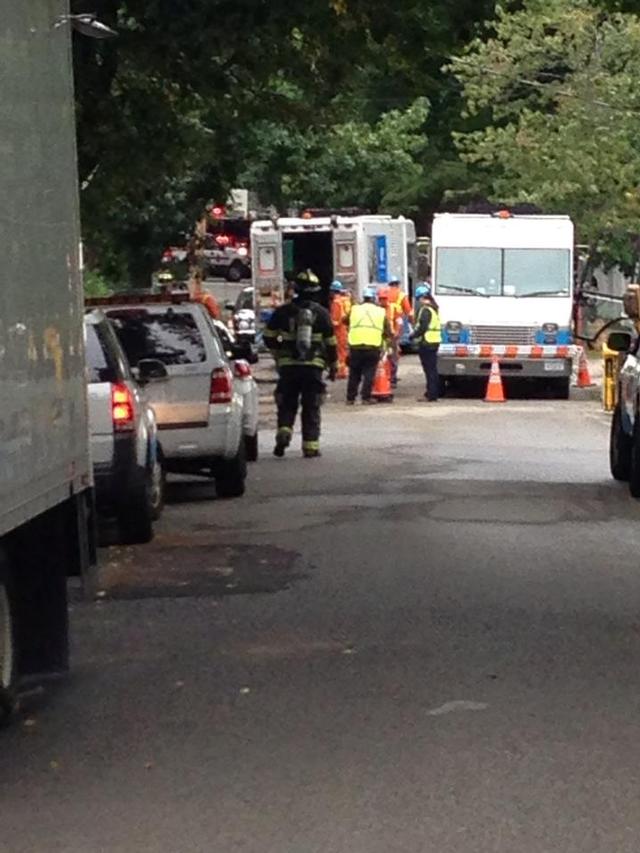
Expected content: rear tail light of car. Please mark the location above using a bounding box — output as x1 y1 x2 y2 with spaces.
233 360 252 379
112 383 135 431
210 366 233 403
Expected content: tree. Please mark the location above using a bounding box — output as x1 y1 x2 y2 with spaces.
71 0 377 286
451 0 640 271
238 98 429 214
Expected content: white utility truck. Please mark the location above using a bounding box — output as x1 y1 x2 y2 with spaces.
251 214 416 321
0 2 96 722
432 212 575 397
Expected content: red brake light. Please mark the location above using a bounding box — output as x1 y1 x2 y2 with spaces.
112 383 135 431
233 360 252 379
210 366 233 403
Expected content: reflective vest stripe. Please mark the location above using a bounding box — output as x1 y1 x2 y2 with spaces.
348 304 385 347
417 306 442 345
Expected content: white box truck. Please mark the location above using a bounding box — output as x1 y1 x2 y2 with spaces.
251 214 416 321
0 1 96 722
432 212 575 397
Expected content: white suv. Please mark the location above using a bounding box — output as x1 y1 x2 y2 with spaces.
103 296 255 498
85 311 164 544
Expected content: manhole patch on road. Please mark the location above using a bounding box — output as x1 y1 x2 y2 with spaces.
100 543 304 601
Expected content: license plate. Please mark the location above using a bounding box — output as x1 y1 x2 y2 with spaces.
543 360 565 373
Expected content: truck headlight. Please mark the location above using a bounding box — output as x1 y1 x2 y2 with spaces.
445 321 463 343
542 322 559 344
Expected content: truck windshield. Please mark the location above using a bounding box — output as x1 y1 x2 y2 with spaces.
436 248 571 297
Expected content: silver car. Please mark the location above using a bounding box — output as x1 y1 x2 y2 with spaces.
103 297 257 498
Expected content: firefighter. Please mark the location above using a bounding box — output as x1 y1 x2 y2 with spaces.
411 284 442 402
264 270 337 458
387 278 413 386
346 287 392 405
330 280 350 379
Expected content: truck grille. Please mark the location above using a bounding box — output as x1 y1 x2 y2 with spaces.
470 325 537 345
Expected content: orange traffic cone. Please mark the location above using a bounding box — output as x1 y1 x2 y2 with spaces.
372 353 394 402
485 357 506 403
576 347 595 388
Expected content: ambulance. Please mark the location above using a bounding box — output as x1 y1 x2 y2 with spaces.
250 214 417 322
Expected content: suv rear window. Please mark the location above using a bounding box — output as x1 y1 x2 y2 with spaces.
107 308 206 366
85 322 120 383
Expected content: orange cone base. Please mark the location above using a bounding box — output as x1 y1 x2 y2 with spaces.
576 350 595 388
372 356 393 401
485 358 506 403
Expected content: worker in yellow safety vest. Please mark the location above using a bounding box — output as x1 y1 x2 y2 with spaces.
346 287 392 405
411 284 442 402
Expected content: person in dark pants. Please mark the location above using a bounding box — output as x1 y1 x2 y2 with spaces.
346 287 392 404
264 270 337 458
411 284 442 402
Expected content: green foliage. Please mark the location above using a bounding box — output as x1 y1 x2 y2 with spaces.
83 267 113 297
240 99 429 213
451 0 640 269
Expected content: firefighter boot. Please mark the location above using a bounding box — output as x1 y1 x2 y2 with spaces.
274 427 292 458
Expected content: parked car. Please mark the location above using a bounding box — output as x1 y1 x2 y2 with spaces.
225 285 258 361
103 296 251 498
85 311 164 544
211 319 260 461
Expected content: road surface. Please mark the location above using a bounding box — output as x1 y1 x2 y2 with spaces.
3 364 639 852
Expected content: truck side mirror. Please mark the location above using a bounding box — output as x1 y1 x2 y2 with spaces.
606 331 632 353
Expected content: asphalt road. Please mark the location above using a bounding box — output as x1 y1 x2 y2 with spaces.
3 363 640 852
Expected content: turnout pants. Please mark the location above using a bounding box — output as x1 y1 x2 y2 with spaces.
418 344 440 401
347 347 381 402
275 366 326 452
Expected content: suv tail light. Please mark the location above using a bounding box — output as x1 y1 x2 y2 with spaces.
112 383 135 431
233 360 252 379
210 366 233 403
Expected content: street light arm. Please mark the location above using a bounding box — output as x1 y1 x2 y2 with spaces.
54 14 118 39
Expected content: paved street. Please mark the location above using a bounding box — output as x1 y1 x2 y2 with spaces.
3 363 640 852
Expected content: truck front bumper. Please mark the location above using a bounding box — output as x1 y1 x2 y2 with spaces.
439 355 572 379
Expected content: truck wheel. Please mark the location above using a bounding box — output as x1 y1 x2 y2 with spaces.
610 404 632 481
117 475 154 544
226 262 244 283
149 458 166 522
629 417 640 498
244 432 259 462
0 563 18 726
215 442 247 498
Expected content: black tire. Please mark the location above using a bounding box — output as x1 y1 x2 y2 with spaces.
244 432 259 462
215 441 247 498
629 416 640 498
149 458 166 522
117 474 154 544
226 262 244 283
610 404 632 482
0 561 18 727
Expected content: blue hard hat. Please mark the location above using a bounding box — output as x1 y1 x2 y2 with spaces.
330 280 345 293
363 286 378 300
415 283 431 299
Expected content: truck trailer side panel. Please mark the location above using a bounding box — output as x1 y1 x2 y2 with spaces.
1 1 90 536
0 2 94 714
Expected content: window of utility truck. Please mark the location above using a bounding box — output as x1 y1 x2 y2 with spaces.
436 248 571 297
